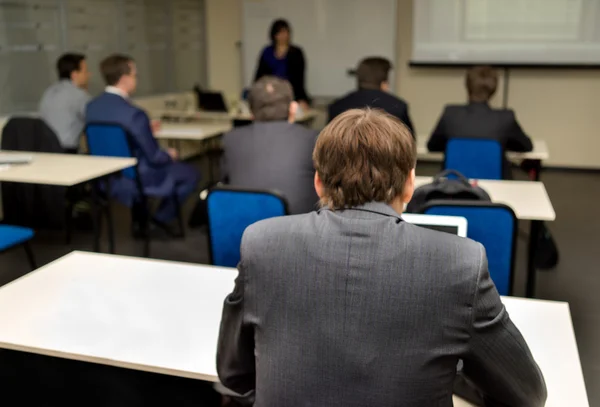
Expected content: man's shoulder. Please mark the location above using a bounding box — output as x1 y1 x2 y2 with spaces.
242 212 315 245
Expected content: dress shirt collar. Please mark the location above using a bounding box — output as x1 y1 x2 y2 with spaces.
105 86 129 99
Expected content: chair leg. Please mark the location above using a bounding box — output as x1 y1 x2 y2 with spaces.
65 200 74 245
174 193 186 238
105 179 116 254
23 242 37 270
141 198 151 258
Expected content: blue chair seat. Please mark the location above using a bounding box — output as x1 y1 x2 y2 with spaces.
0 225 34 252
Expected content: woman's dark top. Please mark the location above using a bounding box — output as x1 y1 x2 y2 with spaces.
254 44 310 103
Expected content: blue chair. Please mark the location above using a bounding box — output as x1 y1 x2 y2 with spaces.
85 123 184 257
0 225 36 270
444 138 503 180
422 201 517 296
207 186 289 267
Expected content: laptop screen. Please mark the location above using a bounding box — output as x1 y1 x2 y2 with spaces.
401 213 468 237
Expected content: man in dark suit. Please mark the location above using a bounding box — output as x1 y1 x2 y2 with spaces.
221 75 319 215
86 54 199 228
428 66 533 178
217 109 546 407
328 57 414 136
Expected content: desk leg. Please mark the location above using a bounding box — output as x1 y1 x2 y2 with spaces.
90 182 101 253
105 178 115 254
530 159 542 181
526 220 542 298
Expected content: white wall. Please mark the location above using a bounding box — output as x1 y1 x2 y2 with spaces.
205 0 600 168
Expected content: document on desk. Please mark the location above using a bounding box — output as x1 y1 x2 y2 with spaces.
0 154 33 165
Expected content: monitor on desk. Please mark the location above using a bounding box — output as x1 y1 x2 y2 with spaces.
402 213 467 237
196 91 229 113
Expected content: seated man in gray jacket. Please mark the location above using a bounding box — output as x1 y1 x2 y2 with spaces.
217 109 547 407
221 76 319 214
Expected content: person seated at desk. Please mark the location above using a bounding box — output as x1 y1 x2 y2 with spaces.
427 66 533 178
217 109 546 407
86 54 199 231
221 75 318 215
328 57 414 136
39 53 91 153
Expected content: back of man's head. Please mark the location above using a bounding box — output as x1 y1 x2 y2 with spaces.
313 108 416 210
466 66 497 103
356 57 392 90
57 53 85 80
100 54 134 87
249 76 294 122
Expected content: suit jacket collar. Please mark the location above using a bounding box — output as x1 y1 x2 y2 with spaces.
319 201 402 222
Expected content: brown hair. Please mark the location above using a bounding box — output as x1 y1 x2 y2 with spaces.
100 54 134 86
466 66 497 102
248 76 294 121
313 108 416 210
356 57 392 90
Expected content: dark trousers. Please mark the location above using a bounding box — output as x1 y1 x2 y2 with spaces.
153 162 200 223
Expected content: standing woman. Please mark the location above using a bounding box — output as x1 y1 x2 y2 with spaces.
254 19 310 110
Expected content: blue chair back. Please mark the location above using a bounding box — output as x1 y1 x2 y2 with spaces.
85 123 136 179
445 138 503 180
422 201 516 295
207 187 289 267
0 225 34 252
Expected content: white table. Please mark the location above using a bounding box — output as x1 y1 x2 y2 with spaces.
414 177 555 222
155 122 233 141
414 176 555 297
155 108 318 125
0 151 136 187
417 138 550 162
0 252 588 406
0 151 136 254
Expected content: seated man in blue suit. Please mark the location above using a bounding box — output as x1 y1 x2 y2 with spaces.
86 54 199 232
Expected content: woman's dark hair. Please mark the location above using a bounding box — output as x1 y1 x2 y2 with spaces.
270 19 291 43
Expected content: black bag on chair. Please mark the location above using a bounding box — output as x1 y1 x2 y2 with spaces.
406 169 491 213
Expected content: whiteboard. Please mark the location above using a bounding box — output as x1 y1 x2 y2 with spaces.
242 0 397 97
412 0 600 65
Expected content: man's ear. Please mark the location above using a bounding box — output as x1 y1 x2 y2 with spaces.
288 101 298 123
402 168 416 203
380 81 390 92
314 171 324 198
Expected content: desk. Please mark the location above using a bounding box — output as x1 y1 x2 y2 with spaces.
0 252 588 407
155 122 233 141
155 108 318 126
0 152 136 254
414 177 555 297
155 122 233 184
417 139 550 180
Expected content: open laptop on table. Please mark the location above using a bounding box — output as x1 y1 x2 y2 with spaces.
402 213 467 237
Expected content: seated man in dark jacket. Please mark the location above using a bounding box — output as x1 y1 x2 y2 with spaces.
221 76 319 214
86 54 199 229
427 66 533 178
328 57 414 136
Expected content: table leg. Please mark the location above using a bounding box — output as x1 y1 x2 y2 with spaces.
526 220 542 298
90 181 101 253
529 159 542 181
105 177 115 254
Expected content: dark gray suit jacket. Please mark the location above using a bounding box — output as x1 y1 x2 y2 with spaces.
428 103 533 179
221 121 319 215
217 202 547 407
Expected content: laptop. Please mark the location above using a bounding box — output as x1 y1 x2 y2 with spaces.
402 213 468 237
0 153 33 165
196 91 229 112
